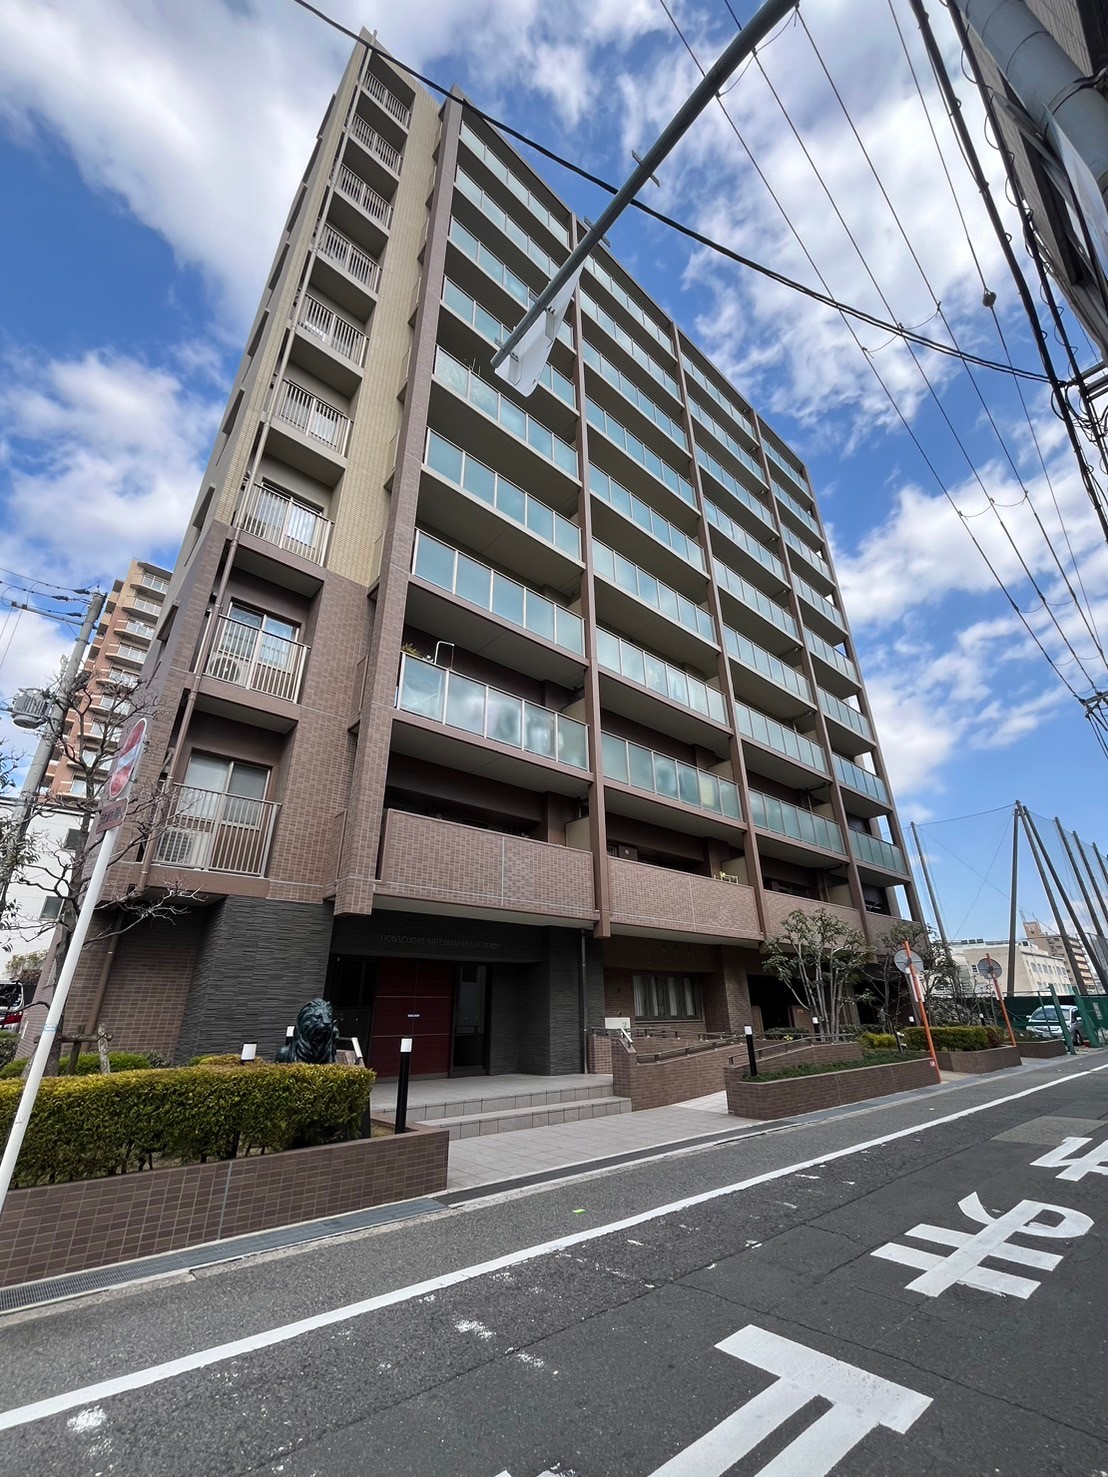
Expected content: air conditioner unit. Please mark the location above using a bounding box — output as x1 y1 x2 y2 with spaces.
207 654 246 685
157 829 200 867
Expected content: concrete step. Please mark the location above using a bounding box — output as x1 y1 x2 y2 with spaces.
400 1081 615 1122
428 1095 632 1141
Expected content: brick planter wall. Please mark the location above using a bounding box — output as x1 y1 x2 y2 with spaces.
608 1039 866 1111
1017 1040 1068 1060
0 1121 448 1289
587 1034 613 1073
935 1045 1021 1074
725 1057 938 1119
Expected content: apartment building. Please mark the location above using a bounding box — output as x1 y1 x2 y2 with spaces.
951 937 1075 996
66 34 919 1075
1023 918 1101 993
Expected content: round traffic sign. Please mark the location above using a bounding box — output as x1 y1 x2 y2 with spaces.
893 948 924 974
106 716 148 803
975 957 1002 979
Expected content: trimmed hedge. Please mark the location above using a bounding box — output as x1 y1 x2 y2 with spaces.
751 1049 926 1082
904 1025 989 1053
0 1063 376 1187
0 1034 16 1069
0 1060 24 1080
58 1052 153 1076
859 1032 897 1051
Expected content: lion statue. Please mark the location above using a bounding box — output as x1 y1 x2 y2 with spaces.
276 997 339 1064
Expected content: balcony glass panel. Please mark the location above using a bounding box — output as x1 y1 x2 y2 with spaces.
818 687 873 740
735 702 827 773
689 397 766 484
424 430 580 557
724 626 812 703
524 704 556 758
585 260 673 352
449 218 529 305
833 753 889 805
602 733 742 820
582 341 687 448
589 466 703 570
597 626 726 722
435 348 578 477
714 560 797 639
773 477 821 538
454 169 560 277
586 401 694 507
594 541 715 643
681 355 758 440
782 524 831 580
703 498 784 580
442 279 573 397
412 532 584 656
749 789 844 853
445 673 486 734
459 122 570 245
795 574 844 629
765 440 810 493
806 629 858 684
696 447 770 517
850 830 906 873
580 291 680 398
397 658 445 720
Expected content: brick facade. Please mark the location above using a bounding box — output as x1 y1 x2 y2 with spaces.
934 1045 1021 1073
725 1056 938 1118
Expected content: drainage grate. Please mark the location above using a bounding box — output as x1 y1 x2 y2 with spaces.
0 1196 446 1315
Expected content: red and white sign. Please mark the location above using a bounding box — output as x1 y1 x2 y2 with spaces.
94 715 148 836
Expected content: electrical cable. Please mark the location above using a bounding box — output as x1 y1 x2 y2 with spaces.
950 814 1013 938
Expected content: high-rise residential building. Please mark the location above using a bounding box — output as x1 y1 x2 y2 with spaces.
957 0 1108 357
66 34 919 1075
1023 918 1100 993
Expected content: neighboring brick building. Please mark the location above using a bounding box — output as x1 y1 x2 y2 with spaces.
68 32 920 1076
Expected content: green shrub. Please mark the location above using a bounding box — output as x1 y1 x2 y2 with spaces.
904 1025 989 1053
0 1063 376 1188
186 1053 245 1067
58 1052 152 1076
0 1034 16 1069
859 1031 897 1051
983 1025 1005 1048
0 1060 25 1079
748 1049 926 1082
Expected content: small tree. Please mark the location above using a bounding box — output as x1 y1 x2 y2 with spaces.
761 908 870 1037
857 921 975 1029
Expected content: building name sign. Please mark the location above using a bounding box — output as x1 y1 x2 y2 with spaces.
378 933 502 952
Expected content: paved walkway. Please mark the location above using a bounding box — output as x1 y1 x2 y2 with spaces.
445 1091 757 1191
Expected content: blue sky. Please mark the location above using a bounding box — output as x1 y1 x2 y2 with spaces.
1 0 1106 943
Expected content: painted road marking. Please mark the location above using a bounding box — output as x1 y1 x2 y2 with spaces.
1031 1133 1108 1182
649 1326 930 1477
0 1061 1104 1434
872 1191 1092 1297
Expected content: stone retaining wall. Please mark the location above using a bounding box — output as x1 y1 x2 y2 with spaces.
725 1057 938 1119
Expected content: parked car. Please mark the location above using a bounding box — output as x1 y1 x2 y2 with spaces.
1025 1004 1085 1046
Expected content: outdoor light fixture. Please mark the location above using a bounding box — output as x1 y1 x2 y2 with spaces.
240 1042 257 1064
743 1023 758 1078
394 1037 413 1135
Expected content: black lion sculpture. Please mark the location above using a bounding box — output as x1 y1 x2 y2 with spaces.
276 997 339 1064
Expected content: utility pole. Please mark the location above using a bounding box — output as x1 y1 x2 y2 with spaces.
0 590 104 922
909 821 951 950
1006 804 1020 1000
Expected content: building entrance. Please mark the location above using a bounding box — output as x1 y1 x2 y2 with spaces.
326 956 454 1077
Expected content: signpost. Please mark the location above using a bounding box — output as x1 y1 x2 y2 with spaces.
894 942 941 1081
977 954 1018 1047
0 716 148 1218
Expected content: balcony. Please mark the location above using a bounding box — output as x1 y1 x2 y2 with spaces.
602 732 743 837
598 626 726 721
453 167 560 283
818 687 873 754
764 440 810 495
735 702 828 784
361 66 411 128
447 217 534 321
608 857 760 942
589 464 704 581
762 890 863 937
459 120 570 249
580 290 681 402
154 784 278 876
833 753 889 815
682 355 759 445
749 789 844 857
441 279 574 391
375 810 596 926
349 111 401 175
724 626 812 720
432 347 578 483
689 397 767 489
782 524 833 586
331 163 393 250
794 574 845 639
714 559 798 649
703 497 784 584
582 340 688 452
235 482 332 566
593 539 716 668
297 294 366 367
136 572 169 595
271 379 348 458
806 628 859 694
313 223 381 316
204 617 307 703
850 829 909 879
586 399 695 510
772 477 821 540
584 258 674 357
394 654 590 795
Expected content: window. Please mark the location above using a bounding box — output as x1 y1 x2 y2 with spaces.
63 828 83 851
182 754 269 808
39 897 62 921
633 973 700 1021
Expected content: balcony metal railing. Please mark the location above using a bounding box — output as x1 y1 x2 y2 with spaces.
272 380 350 455
205 618 308 703
714 559 798 640
590 466 703 570
594 540 715 644
597 628 727 723
424 430 580 558
704 497 784 582
298 294 366 366
361 68 411 126
749 789 844 854
724 626 812 704
333 163 393 228
397 654 589 769
235 482 332 565
850 829 907 874
155 784 279 876
806 628 858 685
818 687 873 742
602 733 742 821
349 111 402 172
315 222 382 295
735 702 827 774
833 753 889 806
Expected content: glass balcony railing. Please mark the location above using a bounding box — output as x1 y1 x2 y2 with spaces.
589 466 703 570
772 478 821 539
449 215 529 305
724 627 812 703
782 524 832 582
806 628 858 685
459 122 569 246
315 223 381 295
833 753 889 806
794 574 844 630
412 531 584 655
749 789 844 854
764 440 810 494
714 560 798 640
704 498 784 581
681 356 759 442
333 163 393 228
397 655 589 769
433 348 578 477
442 278 574 378
580 291 680 399
349 112 401 173
597 628 727 723
602 733 742 820
594 541 715 643
689 398 767 487
582 342 687 449
696 452 773 533
585 260 673 353
424 430 580 558
735 703 827 774
586 401 694 507
818 687 873 741
454 169 560 278
850 829 906 874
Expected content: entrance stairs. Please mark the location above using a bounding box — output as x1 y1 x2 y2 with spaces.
372 1073 631 1141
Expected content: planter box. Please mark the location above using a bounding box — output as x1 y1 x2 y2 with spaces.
725 1057 937 1119
1017 1040 1068 1060
0 1120 448 1290
935 1045 1021 1074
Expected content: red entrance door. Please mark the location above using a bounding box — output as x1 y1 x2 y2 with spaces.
369 960 453 1077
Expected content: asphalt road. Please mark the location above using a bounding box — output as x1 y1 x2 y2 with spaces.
3 1056 1108 1476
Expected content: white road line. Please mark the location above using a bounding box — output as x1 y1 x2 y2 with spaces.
0 1060 1104 1434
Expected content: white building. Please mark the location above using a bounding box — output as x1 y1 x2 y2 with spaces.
0 797 79 981
950 939 1075 997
